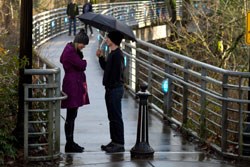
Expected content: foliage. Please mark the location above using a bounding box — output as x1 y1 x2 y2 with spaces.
151 0 249 154
0 45 28 165
0 46 18 164
158 0 247 71
0 0 21 164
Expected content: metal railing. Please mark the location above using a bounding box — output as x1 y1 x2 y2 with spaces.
95 2 250 160
23 54 67 161
118 38 250 159
33 1 250 160
32 1 167 48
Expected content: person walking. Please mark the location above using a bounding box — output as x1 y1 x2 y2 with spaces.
96 31 125 153
82 0 93 36
67 0 79 36
60 29 90 153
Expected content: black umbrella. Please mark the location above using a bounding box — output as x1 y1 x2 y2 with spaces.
77 12 136 42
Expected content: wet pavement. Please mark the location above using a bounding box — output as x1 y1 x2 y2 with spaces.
38 30 241 167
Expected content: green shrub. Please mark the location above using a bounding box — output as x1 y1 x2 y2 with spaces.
0 46 27 164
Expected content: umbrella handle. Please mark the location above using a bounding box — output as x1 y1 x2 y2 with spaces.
99 33 107 49
99 38 105 49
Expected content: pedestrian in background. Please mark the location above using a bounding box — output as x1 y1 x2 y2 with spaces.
96 31 125 153
67 0 79 36
82 0 93 36
60 29 90 153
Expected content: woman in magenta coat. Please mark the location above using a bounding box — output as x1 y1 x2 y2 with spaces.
60 29 89 153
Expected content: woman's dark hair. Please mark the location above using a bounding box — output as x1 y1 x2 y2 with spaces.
73 29 89 45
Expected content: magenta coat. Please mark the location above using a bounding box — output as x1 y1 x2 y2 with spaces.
60 43 90 108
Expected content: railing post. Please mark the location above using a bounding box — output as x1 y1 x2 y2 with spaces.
123 41 131 87
135 49 140 93
200 67 207 138
55 71 61 155
165 54 173 117
131 42 137 92
237 77 245 156
24 86 29 161
147 47 153 94
243 75 250 155
130 83 154 159
221 74 229 152
182 61 189 125
47 74 54 158
243 117 250 155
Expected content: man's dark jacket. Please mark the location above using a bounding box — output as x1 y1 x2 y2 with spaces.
67 2 79 18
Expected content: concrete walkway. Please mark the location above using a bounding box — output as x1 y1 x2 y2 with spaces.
38 30 238 167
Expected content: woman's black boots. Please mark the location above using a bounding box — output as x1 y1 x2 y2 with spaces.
64 122 84 152
65 141 84 153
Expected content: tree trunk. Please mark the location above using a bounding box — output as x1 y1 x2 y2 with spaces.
167 0 176 41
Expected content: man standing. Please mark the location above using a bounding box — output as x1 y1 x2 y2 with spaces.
82 0 93 36
67 0 79 36
96 31 125 153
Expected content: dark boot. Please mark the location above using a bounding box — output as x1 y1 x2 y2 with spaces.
101 141 114 150
65 119 74 144
64 108 84 153
65 121 84 152
65 142 84 153
104 143 124 153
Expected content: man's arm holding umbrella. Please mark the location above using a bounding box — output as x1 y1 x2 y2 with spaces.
96 49 106 70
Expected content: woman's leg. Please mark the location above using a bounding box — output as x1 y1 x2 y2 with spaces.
65 107 78 144
64 107 84 152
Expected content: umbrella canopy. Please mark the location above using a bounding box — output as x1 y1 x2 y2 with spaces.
78 12 136 42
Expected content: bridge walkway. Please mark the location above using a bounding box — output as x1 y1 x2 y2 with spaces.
38 29 236 167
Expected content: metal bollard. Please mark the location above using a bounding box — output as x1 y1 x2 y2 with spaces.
130 83 154 158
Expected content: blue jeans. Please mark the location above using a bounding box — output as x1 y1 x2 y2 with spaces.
69 18 76 35
105 86 124 145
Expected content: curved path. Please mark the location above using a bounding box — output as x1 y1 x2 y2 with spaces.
38 29 237 167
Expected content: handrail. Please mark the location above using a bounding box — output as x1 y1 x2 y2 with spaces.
32 1 250 160
118 37 250 160
32 1 167 48
96 4 250 160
